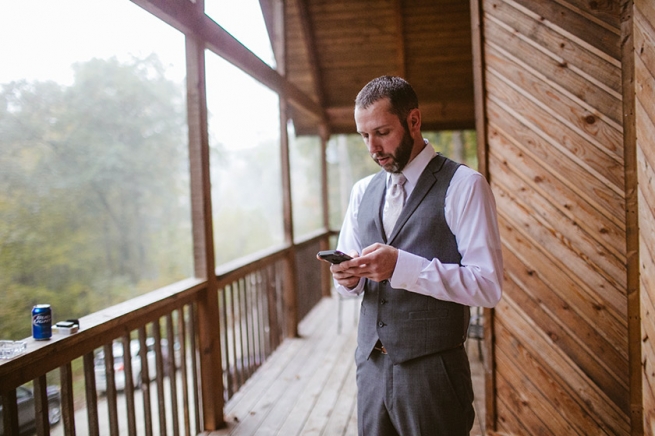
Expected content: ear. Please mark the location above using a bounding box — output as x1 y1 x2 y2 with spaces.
407 108 421 132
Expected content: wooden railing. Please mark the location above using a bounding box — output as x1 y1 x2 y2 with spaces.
0 231 331 436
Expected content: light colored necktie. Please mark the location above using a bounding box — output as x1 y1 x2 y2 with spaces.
383 172 407 237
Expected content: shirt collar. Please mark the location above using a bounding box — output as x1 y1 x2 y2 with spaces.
387 139 436 192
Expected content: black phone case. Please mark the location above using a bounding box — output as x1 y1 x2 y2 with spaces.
317 250 352 264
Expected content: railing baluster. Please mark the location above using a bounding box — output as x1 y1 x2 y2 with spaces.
33 374 50 436
152 321 167 436
242 277 252 380
177 306 191 436
83 352 100 436
233 280 240 387
219 286 232 399
239 278 248 384
229 283 240 392
166 313 180 436
252 272 263 368
189 302 202 434
121 334 137 436
268 263 281 350
264 264 275 355
60 362 76 436
138 327 153 436
103 343 119 436
260 269 270 361
276 261 287 340
2 388 19 435
248 275 257 373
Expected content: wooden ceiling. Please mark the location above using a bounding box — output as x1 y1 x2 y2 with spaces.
133 0 475 137
262 0 476 136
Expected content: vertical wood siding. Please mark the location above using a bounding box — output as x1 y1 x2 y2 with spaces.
481 0 633 433
636 1 655 433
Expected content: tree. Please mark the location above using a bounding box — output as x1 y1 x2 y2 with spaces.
0 55 191 339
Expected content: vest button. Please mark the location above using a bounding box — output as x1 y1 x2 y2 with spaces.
378 321 385 327
380 299 387 305
381 280 388 285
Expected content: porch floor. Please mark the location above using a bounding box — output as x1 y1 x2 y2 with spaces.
207 295 485 436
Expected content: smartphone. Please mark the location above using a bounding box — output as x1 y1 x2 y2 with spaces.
317 250 353 264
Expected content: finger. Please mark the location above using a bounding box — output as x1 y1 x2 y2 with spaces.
361 243 381 256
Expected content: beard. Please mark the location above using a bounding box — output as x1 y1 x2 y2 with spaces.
371 127 414 173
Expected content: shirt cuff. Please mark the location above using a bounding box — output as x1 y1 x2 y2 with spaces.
335 277 365 296
389 249 427 290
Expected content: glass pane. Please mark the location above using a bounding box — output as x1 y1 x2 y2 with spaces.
327 131 479 231
327 134 380 230
206 52 283 266
423 130 478 169
0 1 192 340
289 127 323 238
205 0 276 68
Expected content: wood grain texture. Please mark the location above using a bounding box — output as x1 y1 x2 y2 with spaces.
636 0 655 433
481 0 637 433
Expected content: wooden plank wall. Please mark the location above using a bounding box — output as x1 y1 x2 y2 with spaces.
479 0 636 434
636 1 655 434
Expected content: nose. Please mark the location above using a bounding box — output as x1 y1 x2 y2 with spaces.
367 136 382 154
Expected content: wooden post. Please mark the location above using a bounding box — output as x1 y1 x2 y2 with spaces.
319 124 332 298
280 98 299 338
273 0 299 338
186 8 225 428
620 1 643 434
469 0 497 432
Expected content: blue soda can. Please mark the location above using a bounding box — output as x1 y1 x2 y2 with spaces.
32 304 52 340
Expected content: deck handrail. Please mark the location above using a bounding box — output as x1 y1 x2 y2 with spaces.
0 230 332 435
0 277 207 391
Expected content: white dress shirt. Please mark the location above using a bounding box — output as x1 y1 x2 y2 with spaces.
335 141 503 308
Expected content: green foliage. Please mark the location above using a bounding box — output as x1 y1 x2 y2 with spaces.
423 130 478 169
0 55 191 339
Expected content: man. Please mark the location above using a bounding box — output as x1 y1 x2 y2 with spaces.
326 76 503 435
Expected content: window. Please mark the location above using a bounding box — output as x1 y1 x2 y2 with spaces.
289 127 324 238
204 0 276 68
0 0 192 339
205 53 283 265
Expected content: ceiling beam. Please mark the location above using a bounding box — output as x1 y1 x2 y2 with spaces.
130 0 326 122
394 0 406 78
258 0 278 64
296 0 326 109
326 100 475 133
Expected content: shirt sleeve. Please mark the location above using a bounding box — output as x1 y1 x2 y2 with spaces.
389 167 503 307
333 175 373 297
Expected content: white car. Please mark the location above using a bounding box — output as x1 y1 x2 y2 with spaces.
0 385 61 435
94 338 170 393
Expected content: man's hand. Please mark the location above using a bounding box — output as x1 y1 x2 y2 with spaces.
356 243 399 282
327 244 399 285
321 251 361 288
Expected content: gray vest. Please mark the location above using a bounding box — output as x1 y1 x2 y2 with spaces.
357 154 469 364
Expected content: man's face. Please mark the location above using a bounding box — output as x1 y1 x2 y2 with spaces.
355 99 416 173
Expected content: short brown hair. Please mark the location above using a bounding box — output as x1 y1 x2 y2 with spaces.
355 76 419 124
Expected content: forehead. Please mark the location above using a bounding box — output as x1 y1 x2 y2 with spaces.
354 99 400 132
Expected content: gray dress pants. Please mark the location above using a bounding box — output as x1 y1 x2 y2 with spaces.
356 346 475 435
